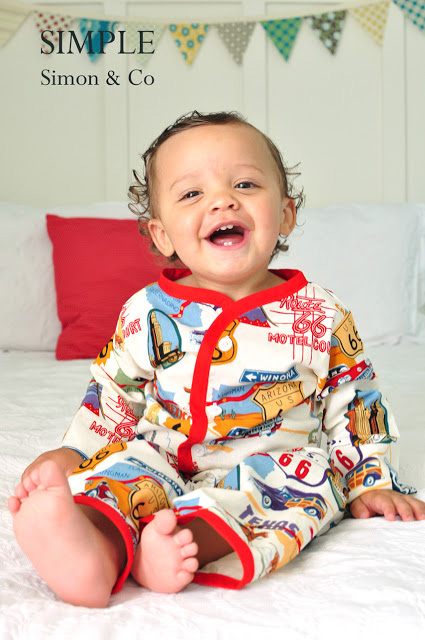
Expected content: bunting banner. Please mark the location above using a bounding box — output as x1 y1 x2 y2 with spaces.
261 18 302 61
214 21 255 65
308 11 347 55
0 0 424 62
393 0 425 29
79 18 118 61
351 3 390 44
124 22 165 67
168 23 209 65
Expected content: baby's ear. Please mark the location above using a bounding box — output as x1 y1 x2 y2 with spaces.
280 199 296 237
148 218 175 258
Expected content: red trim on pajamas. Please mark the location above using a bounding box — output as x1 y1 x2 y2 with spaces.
180 509 255 590
73 491 254 593
73 494 137 594
162 269 308 474
139 508 255 590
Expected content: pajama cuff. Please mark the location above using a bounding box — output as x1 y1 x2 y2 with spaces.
139 508 255 590
183 509 255 590
73 494 137 594
73 497 255 593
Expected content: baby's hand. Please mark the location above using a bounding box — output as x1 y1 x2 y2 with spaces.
22 447 84 482
350 489 425 522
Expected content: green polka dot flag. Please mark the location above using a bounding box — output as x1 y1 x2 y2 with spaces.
125 23 165 67
261 18 302 61
307 11 346 55
393 0 425 30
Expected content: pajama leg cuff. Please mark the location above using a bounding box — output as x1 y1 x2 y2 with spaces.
73 497 255 593
174 508 255 590
73 494 137 594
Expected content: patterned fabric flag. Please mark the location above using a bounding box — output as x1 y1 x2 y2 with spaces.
124 22 165 67
307 11 346 55
168 23 209 64
0 2 30 47
32 11 72 54
261 18 302 61
351 3 390 45
214 21 255 65
393 0 425 31
79 19 118 61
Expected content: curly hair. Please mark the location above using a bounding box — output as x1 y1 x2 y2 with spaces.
128 110 304 262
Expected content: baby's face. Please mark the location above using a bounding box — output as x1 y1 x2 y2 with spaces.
148 122 295 293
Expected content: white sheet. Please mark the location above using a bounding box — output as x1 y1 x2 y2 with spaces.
1 346 424 638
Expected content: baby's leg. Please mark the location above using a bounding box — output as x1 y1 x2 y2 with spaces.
8 461 126 608
131 510 233 593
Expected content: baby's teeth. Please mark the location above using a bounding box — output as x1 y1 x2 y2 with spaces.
218 224 234 231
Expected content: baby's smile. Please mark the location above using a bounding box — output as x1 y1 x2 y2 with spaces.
206 222 249 248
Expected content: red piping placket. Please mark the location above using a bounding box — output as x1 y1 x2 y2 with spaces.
159 268 308 474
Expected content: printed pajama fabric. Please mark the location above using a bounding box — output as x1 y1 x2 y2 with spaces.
69 439 346 592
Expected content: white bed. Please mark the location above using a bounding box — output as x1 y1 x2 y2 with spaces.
1 347 424 638
1 202 425 638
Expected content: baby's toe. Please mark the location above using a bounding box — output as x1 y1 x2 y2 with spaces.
181 541 198 559
182 557 198 574
153 509 178 535
7 496 21 514
14 482 29 500
22 475 38 494
174 527 193 546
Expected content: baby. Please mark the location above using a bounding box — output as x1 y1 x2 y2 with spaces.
8 111 425 608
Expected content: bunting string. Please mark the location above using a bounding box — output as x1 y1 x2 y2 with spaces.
0 0 424 63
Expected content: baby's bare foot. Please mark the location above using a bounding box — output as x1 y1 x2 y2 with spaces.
8 461 120 607
131 509 199 593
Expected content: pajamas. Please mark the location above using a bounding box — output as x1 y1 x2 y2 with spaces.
63 268 411 591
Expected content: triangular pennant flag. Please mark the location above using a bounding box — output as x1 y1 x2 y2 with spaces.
261 18 302 61
168 23 209 65
307 11 346 55
214 22 255 65
124 22 165 67
351 3 390 45
0 2 30 47
79 19 119 61
32 11 72 54
393 0 425 31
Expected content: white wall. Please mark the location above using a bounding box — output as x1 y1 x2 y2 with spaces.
0 0 424 206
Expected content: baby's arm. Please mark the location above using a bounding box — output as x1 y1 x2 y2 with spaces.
23 295 152 482
21 447 84 481
350 489 425 521
320 299 419 514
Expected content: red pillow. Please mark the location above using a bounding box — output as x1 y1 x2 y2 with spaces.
46 215 163 360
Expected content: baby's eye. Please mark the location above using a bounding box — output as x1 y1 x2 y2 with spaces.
182 190 201 200
236 181 256 189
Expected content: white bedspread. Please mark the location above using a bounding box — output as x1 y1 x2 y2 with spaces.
1 346 424 639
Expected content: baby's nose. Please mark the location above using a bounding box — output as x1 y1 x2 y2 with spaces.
209 189 238 212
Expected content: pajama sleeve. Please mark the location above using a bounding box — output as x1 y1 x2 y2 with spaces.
61 291 154 459
318 302 415 503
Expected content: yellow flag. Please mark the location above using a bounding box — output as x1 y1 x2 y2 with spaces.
168 23 209 65
351 2 390 46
